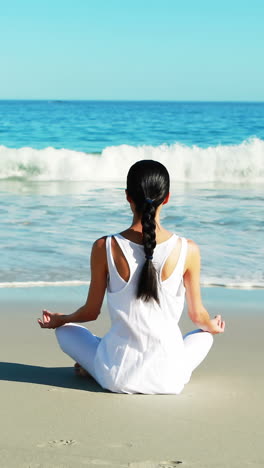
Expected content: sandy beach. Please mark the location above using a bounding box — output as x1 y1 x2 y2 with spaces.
1 286 264 468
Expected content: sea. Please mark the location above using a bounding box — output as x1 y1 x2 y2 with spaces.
1 100 264 290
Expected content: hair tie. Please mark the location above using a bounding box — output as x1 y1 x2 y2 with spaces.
145 255 153 260
145 198 153 204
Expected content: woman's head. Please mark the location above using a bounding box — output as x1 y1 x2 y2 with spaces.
126 160 170 214
126 160 170 304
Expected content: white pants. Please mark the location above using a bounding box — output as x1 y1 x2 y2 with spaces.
55 324 213 389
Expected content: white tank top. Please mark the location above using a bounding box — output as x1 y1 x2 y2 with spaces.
94 233 189 394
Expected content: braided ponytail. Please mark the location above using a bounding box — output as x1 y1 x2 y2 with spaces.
137 198 159 303
126 160 170 304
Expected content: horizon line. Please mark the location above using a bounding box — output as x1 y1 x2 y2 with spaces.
0 98 264 104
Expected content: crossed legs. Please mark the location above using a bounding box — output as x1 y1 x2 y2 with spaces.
183 329 214 384
55 323 101 380
55 324 213 388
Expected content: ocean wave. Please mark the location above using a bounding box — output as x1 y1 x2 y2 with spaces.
0 280 263 290
0 280 90 288
0 138 263 183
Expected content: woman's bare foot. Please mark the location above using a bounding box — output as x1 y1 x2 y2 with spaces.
74 362 91 378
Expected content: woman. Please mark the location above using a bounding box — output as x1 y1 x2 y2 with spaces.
38 160 225 394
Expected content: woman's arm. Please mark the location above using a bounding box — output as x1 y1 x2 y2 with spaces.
183 240 225 334
38 237 108 329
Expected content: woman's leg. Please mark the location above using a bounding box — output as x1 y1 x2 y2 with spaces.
55 323 101 381
183 329 213 384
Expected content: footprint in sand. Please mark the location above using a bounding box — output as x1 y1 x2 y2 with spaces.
37 439 77 448
159 463 183 467
47 387 66 392
129 462 182 468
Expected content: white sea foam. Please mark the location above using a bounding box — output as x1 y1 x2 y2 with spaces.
200 281 264 290
0 138 263 183
0 280 90 288
0 280 263 289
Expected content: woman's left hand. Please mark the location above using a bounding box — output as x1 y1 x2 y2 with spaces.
38 310 65 329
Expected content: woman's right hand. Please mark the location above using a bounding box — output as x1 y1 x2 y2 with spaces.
208 314 225 334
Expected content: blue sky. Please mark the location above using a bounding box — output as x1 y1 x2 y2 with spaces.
1 0 264 101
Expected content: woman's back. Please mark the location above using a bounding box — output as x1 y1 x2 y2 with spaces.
111 228 184 284
93 233 189 394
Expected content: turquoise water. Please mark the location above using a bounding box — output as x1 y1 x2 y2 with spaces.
1 100 264 150
0 100 264 288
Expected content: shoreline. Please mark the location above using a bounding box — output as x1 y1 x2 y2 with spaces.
1 283 263 309
1 288 264 467
1 280 264 290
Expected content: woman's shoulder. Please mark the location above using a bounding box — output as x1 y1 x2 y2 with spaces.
91 236 108 258
183 238 201 273
186 238 200 253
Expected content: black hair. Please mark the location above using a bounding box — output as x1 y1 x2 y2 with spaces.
126 160 170 304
